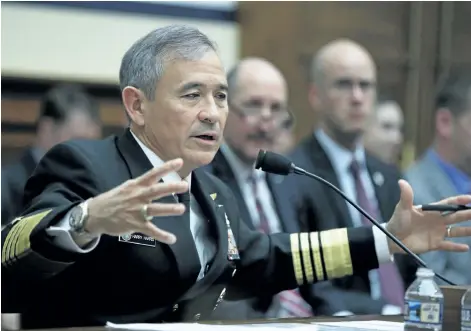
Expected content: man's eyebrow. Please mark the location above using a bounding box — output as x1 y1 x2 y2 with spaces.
177 82 228 93
178 82 202 93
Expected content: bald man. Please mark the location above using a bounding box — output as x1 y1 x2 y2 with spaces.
205 58 349 319
290 40 415 315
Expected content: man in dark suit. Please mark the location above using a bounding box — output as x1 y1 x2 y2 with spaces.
2 25 471 330
205 58 349 319
1 84 102 227
290 39 416 315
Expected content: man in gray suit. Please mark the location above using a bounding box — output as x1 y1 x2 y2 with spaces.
406 70 471 285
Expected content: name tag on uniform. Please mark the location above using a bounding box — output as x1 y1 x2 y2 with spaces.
119 233 156 247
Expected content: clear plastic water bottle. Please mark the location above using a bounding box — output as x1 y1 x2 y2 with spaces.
462 288 471 331
404 268 444 331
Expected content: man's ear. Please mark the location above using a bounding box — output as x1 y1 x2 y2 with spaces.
435 107 454 139
122 87 146 126
308 83 321 113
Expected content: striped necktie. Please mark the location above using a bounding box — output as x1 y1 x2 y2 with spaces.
349 159 405 308
248 174 313 317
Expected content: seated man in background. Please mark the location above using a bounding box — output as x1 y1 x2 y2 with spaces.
406 70 471 285
290 39 416 315
1 84 102 227
363 95 404 165
205 57 354 319
1 84 102 330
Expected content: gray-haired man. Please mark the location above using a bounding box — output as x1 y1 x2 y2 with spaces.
3 25 471 329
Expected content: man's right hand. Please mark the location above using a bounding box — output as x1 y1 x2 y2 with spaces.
84 158 188 244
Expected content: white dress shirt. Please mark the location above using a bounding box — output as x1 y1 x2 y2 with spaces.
46 131 215 280
315 129 400 314
221 144 306 317
220 144 283 233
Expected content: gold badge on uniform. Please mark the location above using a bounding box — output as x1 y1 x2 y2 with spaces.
224 212 240 261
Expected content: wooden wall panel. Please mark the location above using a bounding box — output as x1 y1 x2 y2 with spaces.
1 98 126 127
1 97 126 164
451 2 471 66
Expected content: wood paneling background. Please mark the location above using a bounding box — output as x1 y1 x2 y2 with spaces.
1 83 127 164
238 1 471 161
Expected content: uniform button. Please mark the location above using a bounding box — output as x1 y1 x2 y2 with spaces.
173 304 178 311
194 313 201 321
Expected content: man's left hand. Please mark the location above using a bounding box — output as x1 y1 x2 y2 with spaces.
386 179 471 254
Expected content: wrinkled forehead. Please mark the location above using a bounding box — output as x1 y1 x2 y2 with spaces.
234 72 288 104
159 51 228 92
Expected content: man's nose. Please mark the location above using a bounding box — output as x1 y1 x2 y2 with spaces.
200 100 222 123
351 85 365 102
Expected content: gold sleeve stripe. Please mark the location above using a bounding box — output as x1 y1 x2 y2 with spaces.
2 217 25 264
320 228 353 279
16 210 52 258
1 210 52 265
310 232 324 282
299 233 314 283
8 218 30 263
290 233 303 285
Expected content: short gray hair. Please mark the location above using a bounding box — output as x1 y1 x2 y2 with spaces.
119 25 217 100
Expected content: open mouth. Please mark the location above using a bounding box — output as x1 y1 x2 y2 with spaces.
194 134 216 141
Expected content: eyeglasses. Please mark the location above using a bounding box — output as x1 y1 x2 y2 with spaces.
229 102 291 126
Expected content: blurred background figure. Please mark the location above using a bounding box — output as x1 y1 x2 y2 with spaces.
273 109 295 155
1 84 102 227
406 70 471 285
206 57 348 319
363 95 404 165
290 39 414 315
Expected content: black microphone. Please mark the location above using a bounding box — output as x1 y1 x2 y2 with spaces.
255 150 456 286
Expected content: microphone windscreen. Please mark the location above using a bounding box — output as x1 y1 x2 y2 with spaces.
255 150 293 175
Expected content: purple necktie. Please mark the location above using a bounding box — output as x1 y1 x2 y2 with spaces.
248 174 313 317
349 160 405 309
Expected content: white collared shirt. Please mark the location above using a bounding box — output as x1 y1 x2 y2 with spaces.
315 129 385 301
220 144 283 234
46 131 215 280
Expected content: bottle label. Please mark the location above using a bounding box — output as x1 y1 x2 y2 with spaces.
404 300 443 325
462 308 471 331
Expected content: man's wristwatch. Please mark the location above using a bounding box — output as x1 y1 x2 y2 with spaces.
69 199 91 235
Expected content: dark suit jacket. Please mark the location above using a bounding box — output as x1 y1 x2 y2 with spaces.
289 134 416 314
204 150 349 318
1 130 383 329
1 149 38 226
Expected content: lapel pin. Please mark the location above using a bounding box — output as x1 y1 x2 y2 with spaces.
373 172 384 187
210 193 217 201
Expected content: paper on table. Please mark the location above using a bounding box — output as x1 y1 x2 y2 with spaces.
313 320 403 330
106 321 318 331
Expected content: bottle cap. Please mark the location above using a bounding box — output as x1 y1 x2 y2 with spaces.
416 267 434 277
